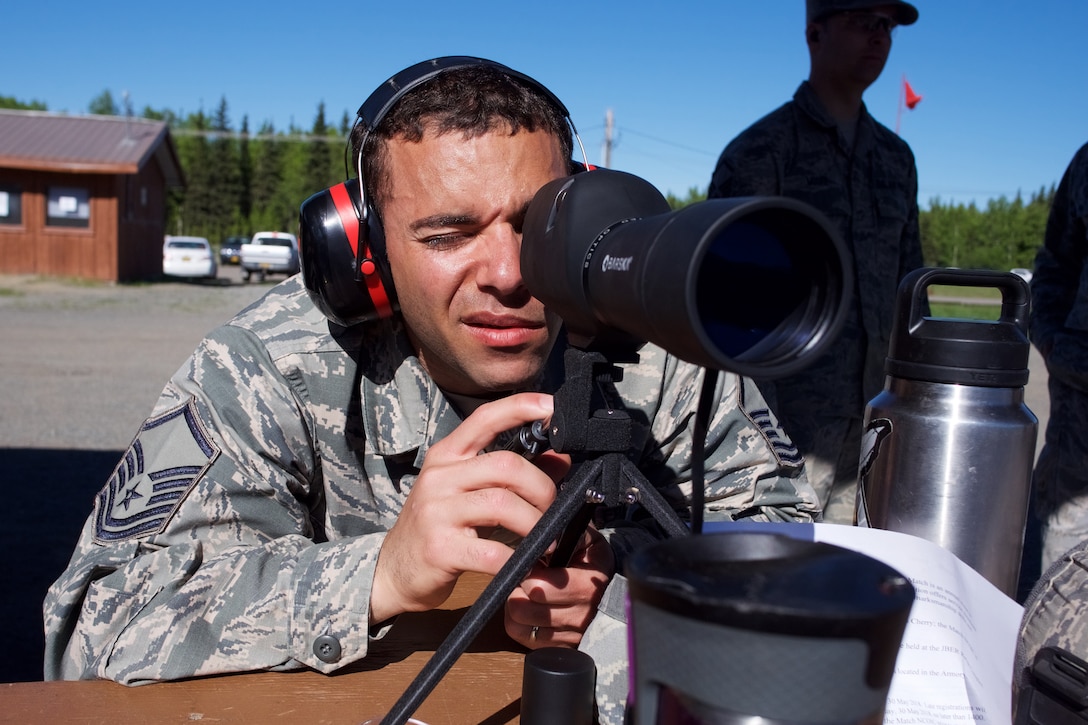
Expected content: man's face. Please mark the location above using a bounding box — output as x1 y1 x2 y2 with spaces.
810 5 897 90
380 126 567 396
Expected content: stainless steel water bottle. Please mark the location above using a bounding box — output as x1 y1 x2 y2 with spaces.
857 267 1038 597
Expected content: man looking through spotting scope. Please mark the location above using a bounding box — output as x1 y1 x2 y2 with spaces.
708 0 925 524
43 58 820 722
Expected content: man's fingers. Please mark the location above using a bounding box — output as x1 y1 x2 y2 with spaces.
431 392 553 460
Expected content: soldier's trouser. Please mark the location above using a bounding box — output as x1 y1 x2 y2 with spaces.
1034 378 1088 570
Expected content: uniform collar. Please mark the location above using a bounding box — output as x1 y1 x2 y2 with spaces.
359 324 567 467
793 80 876 149
358 321 457 466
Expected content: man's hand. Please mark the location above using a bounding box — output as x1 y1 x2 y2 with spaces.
504 525 615 648
370 393 570 624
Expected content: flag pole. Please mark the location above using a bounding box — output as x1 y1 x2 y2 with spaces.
896 73 905 135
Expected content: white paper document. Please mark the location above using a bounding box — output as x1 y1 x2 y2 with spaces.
705 522 1023 725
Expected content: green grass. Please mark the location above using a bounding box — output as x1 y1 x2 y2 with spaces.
926 284 1005 321
929 302 1001 321
927 284 1002 301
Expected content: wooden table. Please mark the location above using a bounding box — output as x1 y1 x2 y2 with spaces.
0 573 526 725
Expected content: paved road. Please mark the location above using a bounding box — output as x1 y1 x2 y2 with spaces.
0 269 1052 682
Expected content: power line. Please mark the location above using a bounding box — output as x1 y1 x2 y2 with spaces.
613 126 719 158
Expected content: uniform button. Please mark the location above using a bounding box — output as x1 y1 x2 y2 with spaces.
313 634 342 663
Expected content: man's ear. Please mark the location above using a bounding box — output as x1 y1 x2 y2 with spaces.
806 22 821 45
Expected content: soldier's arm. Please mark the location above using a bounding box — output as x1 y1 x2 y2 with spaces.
899 161 924 277
44 325 384 683
1032 147 1088 360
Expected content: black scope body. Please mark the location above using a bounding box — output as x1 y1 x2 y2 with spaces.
520 168 852 379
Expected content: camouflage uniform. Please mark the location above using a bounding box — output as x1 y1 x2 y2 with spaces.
43 275 818 722
708 81 923 523
1030 142 1088 569
1015 536 1088 719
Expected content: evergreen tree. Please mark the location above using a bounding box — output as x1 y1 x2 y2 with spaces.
207 97 241 242
88 89 119 116
919 189 1053 272
250 121 290 232
666 186 708 210
0 95 46 110
303 102 333 199
141 106 177 125
176 110 215 238
238 115 253 234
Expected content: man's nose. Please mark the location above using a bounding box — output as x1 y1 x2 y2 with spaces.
476 225 525 293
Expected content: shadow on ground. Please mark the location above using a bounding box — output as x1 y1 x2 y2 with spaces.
2 448 121 682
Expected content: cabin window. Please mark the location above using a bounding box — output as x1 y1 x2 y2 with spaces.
46 186 90 228
0 183 21 226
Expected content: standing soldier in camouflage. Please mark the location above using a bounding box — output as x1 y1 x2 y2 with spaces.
1030 142 1088 569
43 57 818 724
707 0 924 523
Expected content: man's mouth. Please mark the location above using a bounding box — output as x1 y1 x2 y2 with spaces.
463 313 546 347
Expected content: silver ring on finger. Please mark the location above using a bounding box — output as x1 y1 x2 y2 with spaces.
530 626 540 644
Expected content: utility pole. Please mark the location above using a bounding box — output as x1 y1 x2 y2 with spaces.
602 108 614 168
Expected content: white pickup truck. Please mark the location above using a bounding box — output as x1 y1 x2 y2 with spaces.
239 231 300 283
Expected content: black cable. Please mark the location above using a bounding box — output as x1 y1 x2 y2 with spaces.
690 367 719 536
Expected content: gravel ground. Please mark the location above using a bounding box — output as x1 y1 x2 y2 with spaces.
0 267 1052 682
0 265 268 449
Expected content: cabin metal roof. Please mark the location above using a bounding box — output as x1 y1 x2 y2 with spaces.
0 109 183 187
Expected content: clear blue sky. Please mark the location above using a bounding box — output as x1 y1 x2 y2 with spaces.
5 1 1086 208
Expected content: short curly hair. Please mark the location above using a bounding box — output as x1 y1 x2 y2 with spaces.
350 64 573 214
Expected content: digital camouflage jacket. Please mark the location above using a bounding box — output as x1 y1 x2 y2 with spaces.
44 275 819 722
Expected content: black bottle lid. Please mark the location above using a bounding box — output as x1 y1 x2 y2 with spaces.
886 268 1030 387
521 647 596 725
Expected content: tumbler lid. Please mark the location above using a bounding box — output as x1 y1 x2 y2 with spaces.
886 267 1030 387
626 532 914 689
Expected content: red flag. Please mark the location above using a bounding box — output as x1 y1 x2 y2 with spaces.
904 79 923 110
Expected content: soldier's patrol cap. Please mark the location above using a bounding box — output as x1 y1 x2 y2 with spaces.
806 0 919 25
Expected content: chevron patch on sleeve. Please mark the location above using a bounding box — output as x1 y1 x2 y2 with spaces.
746 407 803 468
93 398 219 543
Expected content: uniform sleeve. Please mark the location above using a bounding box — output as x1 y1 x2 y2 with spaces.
43 324 386 684
634 345 817 525
1031 145 1088 391
899 160 924 279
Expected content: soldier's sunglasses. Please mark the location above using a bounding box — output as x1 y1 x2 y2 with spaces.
837 11 898 36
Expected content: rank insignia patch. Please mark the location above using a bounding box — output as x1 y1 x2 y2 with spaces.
94 399 219 542
746 407 803 468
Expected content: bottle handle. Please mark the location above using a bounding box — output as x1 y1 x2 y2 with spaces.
901 267 1030 334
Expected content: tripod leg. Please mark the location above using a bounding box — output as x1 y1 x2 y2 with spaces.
620 462 691 539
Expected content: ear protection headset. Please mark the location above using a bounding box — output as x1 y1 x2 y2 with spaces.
298 56 586 328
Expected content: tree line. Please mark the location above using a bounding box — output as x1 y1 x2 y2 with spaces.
666 185 1055 273
920 188 1053 272
3 91 1056 271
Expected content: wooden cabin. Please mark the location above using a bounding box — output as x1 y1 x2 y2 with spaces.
0 110 183 282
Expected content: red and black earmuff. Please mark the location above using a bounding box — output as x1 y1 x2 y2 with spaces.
298 56 583 328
